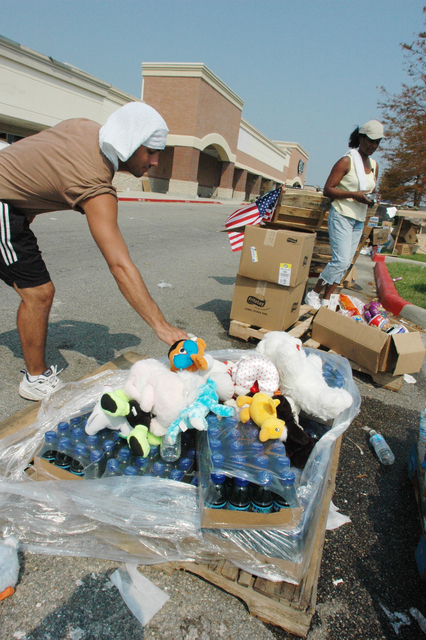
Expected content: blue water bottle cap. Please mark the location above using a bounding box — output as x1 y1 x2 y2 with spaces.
230 453 246 468
211 452 225 468
57 421 69 434
251 440 264 454
74 443 88 456
106 459 120 473
228 427 240 440
90 449 103 463
102 439 115 453
209 439 222 452
45 431 57 443
70 427 84 442
270 441 286 454
149 445 159 457
230 440 243 454
234 476 249 487
118 447 131 462
70 417 82 427
207 426 221 439
135 456 149 469
86 435 98 446
258 470 273 486
179 457 192 472
170 469 184 481
247 427 259 440
111 431 121 442
276 455 290 470
211 472 226 484
124 465 137 476
58 437 71 451
187 448 196 460
280 470 296 485
152 461 165 476
254 454 269 469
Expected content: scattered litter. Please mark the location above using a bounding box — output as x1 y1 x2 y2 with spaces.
0 536 19 602
110 564 169 627
91 573 97 580
13 633 26 639
68 628 85 640
410 608 426 633
347 437 363 455
332 578 343 586
356 474 367 479
50 217 58 220
404 374 417 384
380 602 411 634
75 579 83 587
326 501 351 530
157 281 173 288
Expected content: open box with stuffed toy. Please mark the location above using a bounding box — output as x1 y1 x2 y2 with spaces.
0 337 360 585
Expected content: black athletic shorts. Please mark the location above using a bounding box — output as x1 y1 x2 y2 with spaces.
0 202 51 289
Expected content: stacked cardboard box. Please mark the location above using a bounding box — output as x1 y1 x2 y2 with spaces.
230 226 316 331
392 219 419 255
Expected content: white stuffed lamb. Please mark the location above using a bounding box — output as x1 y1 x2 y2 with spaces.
256 331 353 421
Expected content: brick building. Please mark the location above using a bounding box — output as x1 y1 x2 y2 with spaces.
0 37 308 200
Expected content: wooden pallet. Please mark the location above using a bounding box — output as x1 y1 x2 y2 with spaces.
229 307 404 391
155 437 342 638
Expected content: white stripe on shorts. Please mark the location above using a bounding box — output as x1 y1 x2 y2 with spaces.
0 202 18 265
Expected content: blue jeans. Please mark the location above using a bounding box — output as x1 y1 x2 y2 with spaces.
320 205 364 285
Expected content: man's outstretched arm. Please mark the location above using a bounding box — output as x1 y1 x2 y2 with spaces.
82 193 188 345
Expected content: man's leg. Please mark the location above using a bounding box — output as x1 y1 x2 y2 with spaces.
14 281 55 376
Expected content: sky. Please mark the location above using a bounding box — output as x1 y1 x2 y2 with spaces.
0 0 424 187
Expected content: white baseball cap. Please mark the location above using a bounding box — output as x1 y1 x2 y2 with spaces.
359 119 384 140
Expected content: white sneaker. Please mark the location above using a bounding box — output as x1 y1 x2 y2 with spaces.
321 299 330 307
304 290 321 309
19 365 64 401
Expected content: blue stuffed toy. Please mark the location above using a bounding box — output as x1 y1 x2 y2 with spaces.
165 378 235 444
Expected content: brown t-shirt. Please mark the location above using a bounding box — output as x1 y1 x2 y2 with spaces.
0 119 116 217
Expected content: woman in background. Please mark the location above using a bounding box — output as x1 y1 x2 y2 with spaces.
305 119 383 309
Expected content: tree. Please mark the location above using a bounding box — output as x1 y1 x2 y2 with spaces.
379 7 426 207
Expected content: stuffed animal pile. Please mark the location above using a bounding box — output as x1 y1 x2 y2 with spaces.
84 332 353 468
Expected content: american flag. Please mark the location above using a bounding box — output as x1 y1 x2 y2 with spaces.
225 187 282 252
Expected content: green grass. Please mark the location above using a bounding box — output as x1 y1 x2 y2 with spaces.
381 249 426 263
386 262 426 309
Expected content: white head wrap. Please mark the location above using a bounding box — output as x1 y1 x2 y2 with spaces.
99 102 169 171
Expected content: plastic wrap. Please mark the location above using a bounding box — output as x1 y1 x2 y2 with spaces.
0 349 360 583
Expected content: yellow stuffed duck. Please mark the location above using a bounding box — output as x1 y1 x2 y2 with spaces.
236 393 287 443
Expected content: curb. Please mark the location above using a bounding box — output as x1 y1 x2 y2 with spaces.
117 196 223 205
374 261 409 316
374 261 426 331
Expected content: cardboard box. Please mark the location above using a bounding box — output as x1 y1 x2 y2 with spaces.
395 242 418 255
342 266 358 287
371 227 390 245
33 453 84 481
392 221 419 244
367 216 379 227
312 307 425 375
238 226 315 287
230 276 306 331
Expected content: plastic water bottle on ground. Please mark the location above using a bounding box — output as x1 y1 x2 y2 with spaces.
117 447 131 471
368 430 395 466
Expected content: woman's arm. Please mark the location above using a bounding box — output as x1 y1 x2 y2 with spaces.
323 156 372 204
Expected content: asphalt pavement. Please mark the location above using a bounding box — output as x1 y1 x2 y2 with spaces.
1 201 426 640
